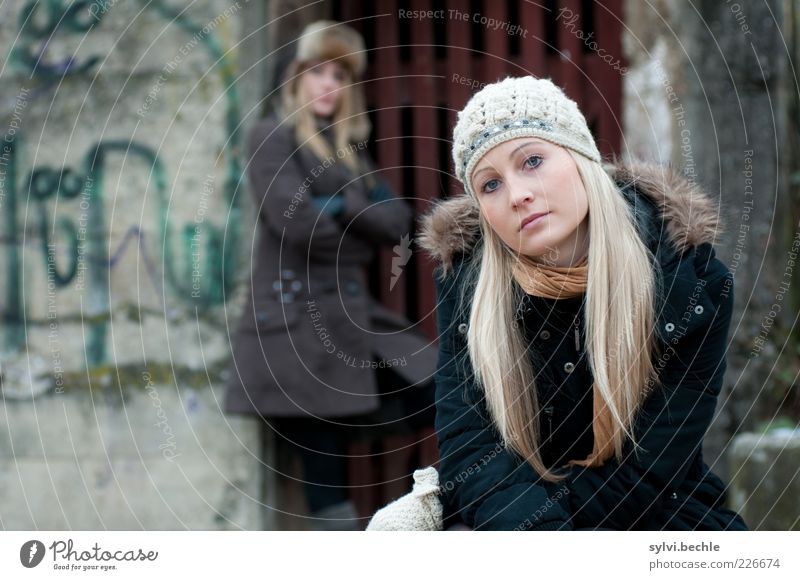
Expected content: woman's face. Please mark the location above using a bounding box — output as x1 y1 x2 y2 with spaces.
299 60 349 118
470 137 590 267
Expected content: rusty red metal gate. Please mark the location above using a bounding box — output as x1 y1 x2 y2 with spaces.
331 0 625 520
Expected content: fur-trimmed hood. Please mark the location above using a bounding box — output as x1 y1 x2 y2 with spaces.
416 159 723 276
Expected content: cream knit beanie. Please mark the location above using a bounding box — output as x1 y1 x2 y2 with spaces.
452 76 601 197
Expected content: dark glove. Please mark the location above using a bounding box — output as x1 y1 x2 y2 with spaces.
368 180 395 203
311 193 345 218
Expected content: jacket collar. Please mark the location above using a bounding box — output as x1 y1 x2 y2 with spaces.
416 159 723 276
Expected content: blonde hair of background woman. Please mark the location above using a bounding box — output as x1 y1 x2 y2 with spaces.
462 151 662 483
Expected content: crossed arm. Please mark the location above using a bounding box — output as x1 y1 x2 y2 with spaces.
247 120 411 251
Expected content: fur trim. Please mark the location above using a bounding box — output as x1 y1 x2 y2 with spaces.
416 159 723 276
610 160 723 254
416 195 481 277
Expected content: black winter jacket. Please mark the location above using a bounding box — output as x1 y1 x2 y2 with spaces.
417 161 749 531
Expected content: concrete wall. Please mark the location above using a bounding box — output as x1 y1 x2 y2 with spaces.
0 0 271 529
621 0 782 457
729 430 800 531
622 0 797 529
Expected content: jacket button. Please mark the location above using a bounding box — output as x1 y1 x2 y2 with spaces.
539 330 551 340
665 322 675 332
458 323 468 335
345 280 360 295
563 362 575 373
694 305 704 314
670 491 678 500
256 311 268 322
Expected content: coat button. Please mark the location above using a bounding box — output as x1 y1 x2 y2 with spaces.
539 330 551 340
670 491 678 500
563 362 575 373
256 311 268 322
458 323 468 335
345 280 360 295
665 322 675 332
694 305 704 314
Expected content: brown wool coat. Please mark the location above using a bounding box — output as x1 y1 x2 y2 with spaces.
224 114 438 418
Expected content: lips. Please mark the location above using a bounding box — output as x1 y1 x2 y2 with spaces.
520 212 549 230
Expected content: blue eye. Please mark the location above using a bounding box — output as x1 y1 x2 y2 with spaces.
524 155 542 169
481 178 500 193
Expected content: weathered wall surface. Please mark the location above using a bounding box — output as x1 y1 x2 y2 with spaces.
622 0 798 529
0 0 270 529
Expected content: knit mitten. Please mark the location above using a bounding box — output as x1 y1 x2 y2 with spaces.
365 466 443 531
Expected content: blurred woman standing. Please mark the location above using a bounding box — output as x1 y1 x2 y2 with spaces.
224 21 437 530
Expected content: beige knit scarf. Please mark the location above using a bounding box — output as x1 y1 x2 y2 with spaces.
511 253 615 468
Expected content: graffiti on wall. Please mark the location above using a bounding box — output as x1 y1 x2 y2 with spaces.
1 0 244 368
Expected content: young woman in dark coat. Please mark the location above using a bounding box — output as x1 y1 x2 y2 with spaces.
415 76 748 531
224 21 437 530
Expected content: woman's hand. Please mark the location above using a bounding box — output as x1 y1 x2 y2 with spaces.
311 193 345 218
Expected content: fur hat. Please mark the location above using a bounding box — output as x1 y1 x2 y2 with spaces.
294 20 367 79
452 76 601 197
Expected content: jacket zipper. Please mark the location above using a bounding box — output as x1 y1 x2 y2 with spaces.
544 406 554 442
573 317 580 352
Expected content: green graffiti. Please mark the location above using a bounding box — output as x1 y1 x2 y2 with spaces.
3 133 241 361
2 138 134 362
1 139 24 350
31 166 83 286
3 0 246 362
11 0 103 78
147 0 242 305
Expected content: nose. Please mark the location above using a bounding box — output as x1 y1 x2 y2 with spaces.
506 175 535 207
321 73 340 93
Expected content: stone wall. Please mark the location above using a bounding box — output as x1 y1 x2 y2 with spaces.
622 0 798 529
0 0 270 529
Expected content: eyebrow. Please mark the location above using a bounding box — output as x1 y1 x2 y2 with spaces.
472 140 546 178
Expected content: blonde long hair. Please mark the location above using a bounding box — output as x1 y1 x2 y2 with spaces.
279 59 371 176
464 151 662 482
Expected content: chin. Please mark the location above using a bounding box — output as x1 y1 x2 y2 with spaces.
506 243 543 260
312 104 337 117
512 238 549 256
